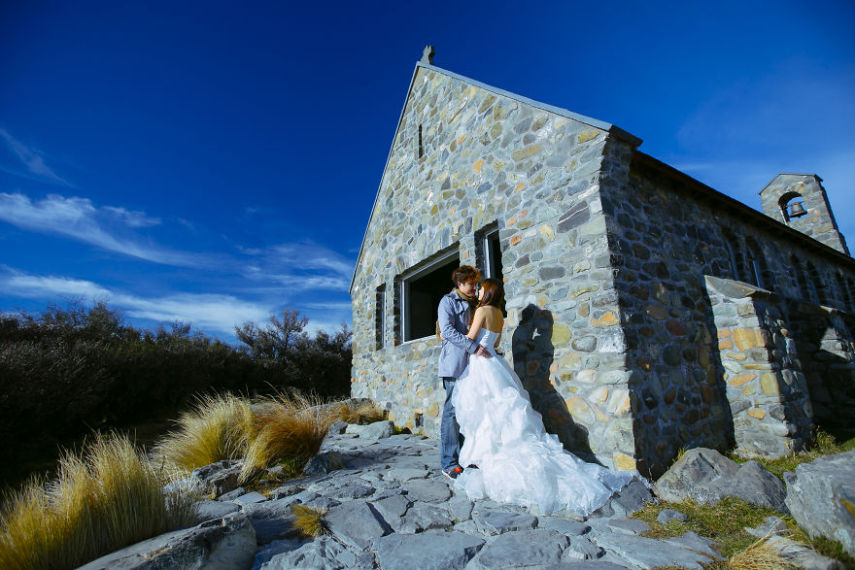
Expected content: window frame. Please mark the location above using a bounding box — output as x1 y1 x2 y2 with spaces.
398 247 460 344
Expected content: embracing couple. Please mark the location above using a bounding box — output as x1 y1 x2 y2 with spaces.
437 265 637 516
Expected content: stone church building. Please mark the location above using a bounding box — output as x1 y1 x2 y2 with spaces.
349 52 855 477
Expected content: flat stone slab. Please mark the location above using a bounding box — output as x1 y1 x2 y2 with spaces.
323 500 389 548
591 532 715 569
472 507 538 535
372 531 485 570
404 477 452 502
259 535 362 569
474 528 570 568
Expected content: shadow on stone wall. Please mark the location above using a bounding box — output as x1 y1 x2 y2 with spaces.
789 305 855 443
511 304 598 463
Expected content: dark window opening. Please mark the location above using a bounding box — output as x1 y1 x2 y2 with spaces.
401 253 460 342
418 124 424 159
414 412 424 429
375 284 386 350
745 237 772 290
485 230 504 282
807 262 828 305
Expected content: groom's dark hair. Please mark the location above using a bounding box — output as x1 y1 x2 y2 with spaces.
451 265 480 285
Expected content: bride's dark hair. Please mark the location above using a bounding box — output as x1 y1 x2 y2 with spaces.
470 278 505 325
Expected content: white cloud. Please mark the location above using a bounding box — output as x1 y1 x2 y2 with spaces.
0 129 71 186
0 267 270 336
0 192 205 267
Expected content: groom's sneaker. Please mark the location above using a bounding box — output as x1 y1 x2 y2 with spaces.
442 466 464 480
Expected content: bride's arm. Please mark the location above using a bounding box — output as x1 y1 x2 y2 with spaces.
466 307 485 341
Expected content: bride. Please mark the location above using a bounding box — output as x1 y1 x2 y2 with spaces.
452 278 639 516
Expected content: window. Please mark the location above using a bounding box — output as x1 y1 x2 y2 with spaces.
745 237 771 289
722 229 749 283
791 255 811 301
398 249 460 342
806 262 828 305
483 229 504 281
375 284 386 350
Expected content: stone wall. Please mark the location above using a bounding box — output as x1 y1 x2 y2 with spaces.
351 64 639 470
352 63 855 477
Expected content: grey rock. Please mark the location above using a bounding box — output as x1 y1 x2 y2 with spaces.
605 517 649 535
745 515 788 538
473 507 538 535
346 420 395 439
474 528 570 568
79 512 257 570
232 491 268 506
323 500 389 548
592 477 653 517
195 500 240 523
327 420 348 435
371 493 411 529
300 495 340 511
250 515 297 545
324 480 376 500
784 449 855 557
561 536 604 560
260 535 361 569
653 448 738 504
654 448 787 512
383 467 430 482
268 481 305 500
190 459 243 497
372 531 485 570
538 516 591 536
591 533 715 569
217 487 247 501
657 508 688 524
447 493 474 521
404 477 452 502
252 537 308 570
399 502 454 533
544 562 635 569
303 451 345 476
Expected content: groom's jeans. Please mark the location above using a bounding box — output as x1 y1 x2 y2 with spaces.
440 377 464 470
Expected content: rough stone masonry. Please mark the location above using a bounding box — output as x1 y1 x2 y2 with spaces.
350 54 855 477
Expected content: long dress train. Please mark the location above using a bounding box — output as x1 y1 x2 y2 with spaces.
452 329 638 516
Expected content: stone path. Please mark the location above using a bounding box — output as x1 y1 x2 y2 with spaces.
242 423 719 569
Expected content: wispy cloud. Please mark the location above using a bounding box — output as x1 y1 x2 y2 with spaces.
242 241 355 293
0 267 270 336
0 129 71 186
0 192 208 267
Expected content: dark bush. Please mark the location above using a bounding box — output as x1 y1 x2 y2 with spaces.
0 302 352 482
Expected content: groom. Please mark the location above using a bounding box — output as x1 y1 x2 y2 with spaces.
437 265 491 479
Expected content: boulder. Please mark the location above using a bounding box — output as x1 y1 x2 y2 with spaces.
303 451 345 476
191 459 243 498
78 512 256 570
346 420 395 439
784 450 855 557
323 500 389 548
654 448 788 512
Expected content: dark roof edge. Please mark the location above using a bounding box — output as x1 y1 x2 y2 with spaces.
417 62 643 148
632 152 854 267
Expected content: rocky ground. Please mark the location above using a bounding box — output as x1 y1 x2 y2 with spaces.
79 421 853 569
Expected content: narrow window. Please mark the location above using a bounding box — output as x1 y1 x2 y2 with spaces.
745 237 771 290
375 284 386 350
806 261 827 304
484 229 504 281
418 124 424 159
791 255 811 301
399 249 460 342
835 273 852 311
722 229 749 283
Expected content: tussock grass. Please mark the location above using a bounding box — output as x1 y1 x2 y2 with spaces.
729 536 797 570
291 504 326 538
152 393 256 473
0 433 195 570
239 391 335 483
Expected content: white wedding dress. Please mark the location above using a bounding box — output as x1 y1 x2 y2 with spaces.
452 329 638 516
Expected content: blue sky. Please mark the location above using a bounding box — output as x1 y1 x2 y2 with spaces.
2 1 854 341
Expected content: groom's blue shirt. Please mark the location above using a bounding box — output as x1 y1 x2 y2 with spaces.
437 290 478 378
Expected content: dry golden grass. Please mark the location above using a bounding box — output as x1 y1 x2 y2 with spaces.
0 433 195 570
729 536 797 570
152 392 256 474
239 391 335 483
291 504 326 538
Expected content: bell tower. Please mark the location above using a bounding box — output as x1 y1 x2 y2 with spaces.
760 173 849 255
